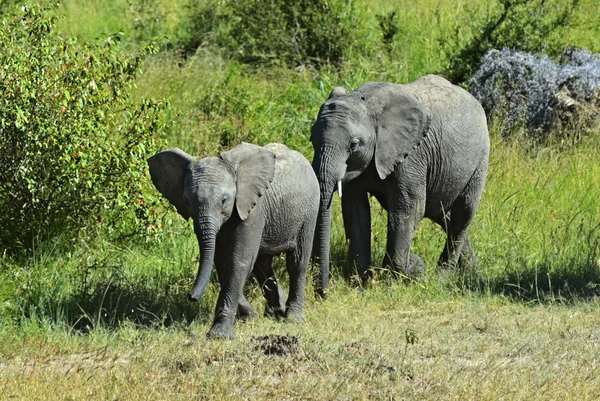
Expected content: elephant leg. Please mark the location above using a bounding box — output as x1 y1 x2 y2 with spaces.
215 242 257 320
438 169 484 271
458 236 478 270
383 212 420 276
253 254 286 319
207 228 262 339
383 195 424 277
342 186 371 281
285 222 314 322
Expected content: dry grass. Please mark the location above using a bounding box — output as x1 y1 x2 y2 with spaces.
2 288 600 400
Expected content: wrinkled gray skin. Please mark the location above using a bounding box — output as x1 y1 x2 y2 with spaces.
311 75 490 296
148 142 319 338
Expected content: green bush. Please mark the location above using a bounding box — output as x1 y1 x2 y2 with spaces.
180 0 368 68
440 0 583 84
0 4 169 254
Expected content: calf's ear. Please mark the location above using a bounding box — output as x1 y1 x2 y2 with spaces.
221 142 276 221
147 148 195 220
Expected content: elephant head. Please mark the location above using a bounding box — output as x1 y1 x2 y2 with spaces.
147 142 276 300
310 83 431 294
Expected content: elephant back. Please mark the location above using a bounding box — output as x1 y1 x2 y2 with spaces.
262 143 319 227
408 75 487 126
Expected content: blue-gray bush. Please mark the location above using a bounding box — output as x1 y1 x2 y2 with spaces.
469 48 600 137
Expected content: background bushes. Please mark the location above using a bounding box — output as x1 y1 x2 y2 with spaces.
0 4 169 254
179 0 369 68
440 0 584 85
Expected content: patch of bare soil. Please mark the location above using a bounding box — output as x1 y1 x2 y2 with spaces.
252 334 301 356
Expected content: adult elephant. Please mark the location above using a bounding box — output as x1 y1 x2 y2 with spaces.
148 142 319 338
311 74 490 297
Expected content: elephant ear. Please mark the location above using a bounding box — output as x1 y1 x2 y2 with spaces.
221 142 276 221
147 148 195 220
374 87 431 180
328 86 348 99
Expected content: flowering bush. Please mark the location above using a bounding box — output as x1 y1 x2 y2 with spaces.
470 48 600 140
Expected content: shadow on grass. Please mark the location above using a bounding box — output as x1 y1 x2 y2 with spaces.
326 240 426 289
15 262 214 333
328 239 600 303
457 256 600 303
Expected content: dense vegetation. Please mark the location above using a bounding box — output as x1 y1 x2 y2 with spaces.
0 4 169 253
1 0 600 399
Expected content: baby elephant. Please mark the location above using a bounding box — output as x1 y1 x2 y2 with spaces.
148 142 319 338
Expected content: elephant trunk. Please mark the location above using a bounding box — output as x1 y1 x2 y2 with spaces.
189 216 219 301
313 200 333 298
312 150 344 299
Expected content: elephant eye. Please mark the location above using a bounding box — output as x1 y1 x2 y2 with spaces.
221 195 228 205
350 138 360 152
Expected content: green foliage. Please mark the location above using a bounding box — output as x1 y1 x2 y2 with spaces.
179 0 369 68
441 0 583 84
176 0 221 57
0 4 169 254
376 10 399 49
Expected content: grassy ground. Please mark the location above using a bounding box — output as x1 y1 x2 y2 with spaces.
2 290 600 400
2 0 600 399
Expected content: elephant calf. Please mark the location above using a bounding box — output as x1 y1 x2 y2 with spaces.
148 142 319 338
310 74 490 295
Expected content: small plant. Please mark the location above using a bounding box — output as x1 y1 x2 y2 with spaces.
0 0 18 13
440 0 583 84
0 4 169 254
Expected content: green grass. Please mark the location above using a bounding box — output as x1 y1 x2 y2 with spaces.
2 0 600 399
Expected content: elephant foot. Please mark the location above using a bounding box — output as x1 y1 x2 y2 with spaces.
237 299 258 320
314 286 328 300
405 253 424 277
206 324 235 339
382 254 423 279
359 267 373 285
458 253 479 271
284 309 303 324
264 304 286 320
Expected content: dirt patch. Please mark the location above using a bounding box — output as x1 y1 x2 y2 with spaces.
252 334 300 356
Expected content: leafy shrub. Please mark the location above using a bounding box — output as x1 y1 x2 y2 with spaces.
469 48 600 140
180 0 367 68
376 11 399 47
176 0 221 57
375 10 399 57
441 0 582 84
0 4 169 254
